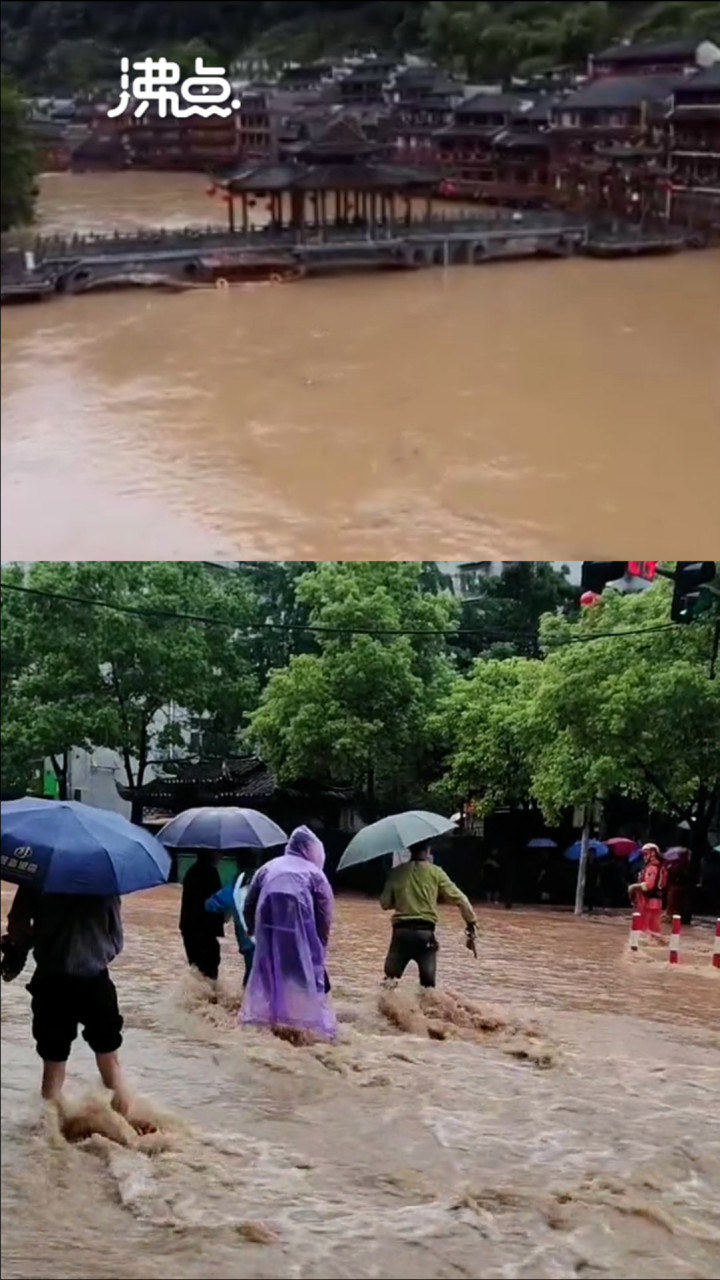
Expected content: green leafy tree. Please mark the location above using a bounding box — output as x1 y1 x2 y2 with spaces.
239 560 319 681
453 561 578 667
0 73 37 232
159 38 221 78
249 562 458 814
43 38 114 92
1 562 260 814
431 656 541 814
529 582 720 871
2 2 718 83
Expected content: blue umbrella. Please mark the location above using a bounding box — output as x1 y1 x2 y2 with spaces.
1 797 171 895
563 839 610 862
158 806 287 851
527 838 557 849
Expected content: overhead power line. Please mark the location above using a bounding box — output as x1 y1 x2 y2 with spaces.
0 581 698 646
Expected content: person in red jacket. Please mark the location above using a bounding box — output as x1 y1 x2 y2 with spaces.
629 843 666 937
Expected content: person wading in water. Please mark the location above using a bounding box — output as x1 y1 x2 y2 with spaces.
629 843 666 941
380 841 477 987
179 851 224 981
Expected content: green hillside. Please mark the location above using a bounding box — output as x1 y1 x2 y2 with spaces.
1 1 718 86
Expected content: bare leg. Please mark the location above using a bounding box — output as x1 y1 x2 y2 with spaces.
97 1052 156 1135
96 1051 132 1117
41 1061 67 1103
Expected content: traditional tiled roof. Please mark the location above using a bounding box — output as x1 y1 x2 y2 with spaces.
456 92 526 116
555 74 681 112
394 66 460 96
492 129 550 152
594 39 704 65
673 63 720 95
341 65 389 84
279 63 333 82
224 160 437 193
116 755 355 806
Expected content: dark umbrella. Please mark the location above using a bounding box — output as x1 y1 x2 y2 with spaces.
527 838 557 849
158 806 287 851
0 797 171 895
563 839 610 863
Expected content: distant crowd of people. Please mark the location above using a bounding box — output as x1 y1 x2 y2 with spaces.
471 843 696 917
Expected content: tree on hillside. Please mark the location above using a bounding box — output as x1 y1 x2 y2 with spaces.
1 562 260 812
0 74 37 232
249 561 458 814
1 1 717 82
157 38 221 78
43 38 115 93
423 1 614 79
633 1 720 41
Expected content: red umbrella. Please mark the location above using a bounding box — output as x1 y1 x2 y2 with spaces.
606 837 640 858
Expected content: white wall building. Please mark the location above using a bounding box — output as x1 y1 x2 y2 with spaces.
47 703 194 817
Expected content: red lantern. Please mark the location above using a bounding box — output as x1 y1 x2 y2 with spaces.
580 591 601 607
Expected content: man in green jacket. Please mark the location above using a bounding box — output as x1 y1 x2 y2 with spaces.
380 841 477 988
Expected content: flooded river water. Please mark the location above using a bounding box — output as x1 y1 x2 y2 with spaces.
2 172 719 560
2 887 719 1280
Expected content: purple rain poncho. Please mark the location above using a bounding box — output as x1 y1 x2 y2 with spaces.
241 826 336 1040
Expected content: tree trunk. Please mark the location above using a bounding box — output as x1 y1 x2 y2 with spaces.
130 727 148 827
366 761 377 822
574 813 591 917
50 752 68 801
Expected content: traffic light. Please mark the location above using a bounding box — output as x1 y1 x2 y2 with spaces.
671 562 717 623
580 562 628 595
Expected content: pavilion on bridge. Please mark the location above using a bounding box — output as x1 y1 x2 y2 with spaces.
215 117 441 237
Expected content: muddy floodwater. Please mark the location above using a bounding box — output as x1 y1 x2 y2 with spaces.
2 172 719 560
1 887 719 1280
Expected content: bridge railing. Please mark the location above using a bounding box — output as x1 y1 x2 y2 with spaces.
20 208 587 263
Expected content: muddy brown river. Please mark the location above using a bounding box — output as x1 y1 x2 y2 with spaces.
1 172 719 560
1 886 719 1280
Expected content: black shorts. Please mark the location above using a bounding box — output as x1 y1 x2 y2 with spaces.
27 970 124 1063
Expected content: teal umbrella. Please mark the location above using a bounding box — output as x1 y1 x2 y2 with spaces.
337 811 457 871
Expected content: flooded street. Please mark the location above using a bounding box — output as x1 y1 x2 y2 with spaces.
2 887 719 1280
2 172 719 560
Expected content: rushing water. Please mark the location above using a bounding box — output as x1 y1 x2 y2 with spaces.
2 172 719 560
1 885 719 1280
